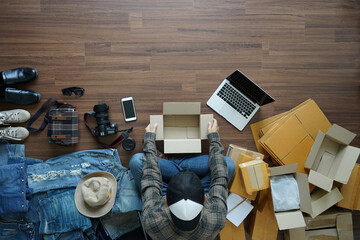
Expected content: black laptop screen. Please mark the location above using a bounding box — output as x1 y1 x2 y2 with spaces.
227 70 275 106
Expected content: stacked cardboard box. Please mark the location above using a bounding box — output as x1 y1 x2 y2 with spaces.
250 99 332 173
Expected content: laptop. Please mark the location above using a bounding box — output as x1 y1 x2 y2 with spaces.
207 70 275 131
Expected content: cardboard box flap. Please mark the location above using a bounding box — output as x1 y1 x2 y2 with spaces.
163 102 201 115
310 187 343 218
295 173 312 215
164 139 201 154
200 114 213 139
270 164 298 176
305 131 325 169
336 213 354 240
308 170 333 192
275 211 306 230
333 146 360 184
326 124 356 145
150 115 164 140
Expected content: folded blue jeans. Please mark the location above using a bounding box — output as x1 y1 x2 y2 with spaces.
129 153 235 194
0 221 40 240
38 188 92 237
27 149 123 194
0 163 30 215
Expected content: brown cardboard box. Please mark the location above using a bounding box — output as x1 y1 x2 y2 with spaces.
229 153 259 200
250 99 312 158
286 210 353 240
226 144 264 165
337 164 360 210
219 220 246 240
257 99 331 173
305 124 360 192
269 164 312 230
150 102 213 153
227 145 264 201
248 194 278 240
239 160 270 195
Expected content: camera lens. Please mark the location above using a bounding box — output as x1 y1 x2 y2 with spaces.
122 138 136 151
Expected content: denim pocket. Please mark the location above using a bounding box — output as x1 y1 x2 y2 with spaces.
0 228 18 238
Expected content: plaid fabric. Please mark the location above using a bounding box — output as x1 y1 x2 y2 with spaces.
47 108 78 145
141 132 228 240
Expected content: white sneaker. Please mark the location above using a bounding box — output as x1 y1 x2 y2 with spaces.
0 126 29 141
0 109 31 125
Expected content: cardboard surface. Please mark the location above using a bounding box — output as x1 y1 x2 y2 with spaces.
275 211 306 230
219 220 246 240
226 144 264 165
239 160 269 194
229 153 260 200
269 164 312 230
310 187 343 218
150 102 213 153
289 210 355 240
305 124 360 191
255 99 331 173
250 98 312 158
249 199 278 240
337 163 360 210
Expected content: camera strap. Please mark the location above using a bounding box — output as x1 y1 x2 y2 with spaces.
83 112 133 148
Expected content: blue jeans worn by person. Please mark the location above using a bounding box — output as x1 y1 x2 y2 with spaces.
129 153 235 195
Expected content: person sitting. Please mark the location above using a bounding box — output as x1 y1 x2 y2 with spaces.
129 118 235 239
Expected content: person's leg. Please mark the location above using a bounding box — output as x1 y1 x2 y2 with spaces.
174 155 235 193
129 153 183 194
174 155 235 179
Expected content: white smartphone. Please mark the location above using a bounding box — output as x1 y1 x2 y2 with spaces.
121 97 137 122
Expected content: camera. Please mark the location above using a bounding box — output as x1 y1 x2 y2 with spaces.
93 103 118 137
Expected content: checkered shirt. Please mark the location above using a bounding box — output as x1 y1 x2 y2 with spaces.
141 132 228 240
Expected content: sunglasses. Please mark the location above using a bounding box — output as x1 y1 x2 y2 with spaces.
62 87 85 97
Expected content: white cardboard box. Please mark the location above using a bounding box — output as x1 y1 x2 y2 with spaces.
305 124 360 192
150 102 213 154
270 164 312 230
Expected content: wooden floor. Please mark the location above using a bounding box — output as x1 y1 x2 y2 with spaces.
1 0 359 239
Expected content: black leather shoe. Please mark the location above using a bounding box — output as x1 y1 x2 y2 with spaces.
1 67 38 86
0 88 41 105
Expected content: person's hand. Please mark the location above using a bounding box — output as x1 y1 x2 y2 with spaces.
208 118 219 134
145 123 157 133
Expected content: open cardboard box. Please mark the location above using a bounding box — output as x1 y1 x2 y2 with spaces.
150 102 213 154
270 164 312 230
285 209 353 240
305 124 360 192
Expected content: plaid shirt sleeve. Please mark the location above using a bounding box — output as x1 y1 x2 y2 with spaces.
140 132 170 235
208 132 228 199
141 132 163 205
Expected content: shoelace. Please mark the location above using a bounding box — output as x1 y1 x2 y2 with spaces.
0 112 20 125
0 127 18 139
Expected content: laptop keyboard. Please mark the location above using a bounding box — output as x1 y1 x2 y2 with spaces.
217 83 256 118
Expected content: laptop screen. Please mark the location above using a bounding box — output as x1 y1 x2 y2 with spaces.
227 70 275 106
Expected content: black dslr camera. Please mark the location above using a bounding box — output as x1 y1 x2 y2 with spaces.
93 103 118 137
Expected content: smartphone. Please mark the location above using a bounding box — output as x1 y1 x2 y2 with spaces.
121 97 137 122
